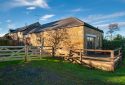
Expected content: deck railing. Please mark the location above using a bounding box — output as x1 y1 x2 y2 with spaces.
68 48 122 71
69 48 122 60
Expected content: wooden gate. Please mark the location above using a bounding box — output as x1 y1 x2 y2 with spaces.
0 46 54 61
27 46 53 60
0 46 25 61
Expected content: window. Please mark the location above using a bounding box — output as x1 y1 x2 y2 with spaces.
86 36 95 49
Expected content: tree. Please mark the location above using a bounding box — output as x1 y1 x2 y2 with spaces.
36 33 44 46
45 28 69 56
107 23 119 40
114 34 123 41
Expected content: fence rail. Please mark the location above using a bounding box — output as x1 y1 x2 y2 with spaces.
0 45 54 62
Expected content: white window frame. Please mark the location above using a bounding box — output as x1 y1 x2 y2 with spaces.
86 34 96 38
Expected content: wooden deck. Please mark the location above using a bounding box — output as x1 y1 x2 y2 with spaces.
64 48 122 71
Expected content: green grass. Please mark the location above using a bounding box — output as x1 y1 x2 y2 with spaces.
0 56 125 85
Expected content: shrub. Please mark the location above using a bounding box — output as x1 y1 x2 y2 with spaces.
103 38 125 58
0 39 14 46
103 39 125 50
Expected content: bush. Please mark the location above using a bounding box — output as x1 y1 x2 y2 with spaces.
0 39 14 46
103 38 125 60
103 39 125 50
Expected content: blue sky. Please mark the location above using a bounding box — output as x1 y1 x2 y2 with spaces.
0 0 125 36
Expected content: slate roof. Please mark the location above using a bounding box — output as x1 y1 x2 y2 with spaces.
9 29 17 33
29 17 103 33
22 22 42 35
12 17 103 34
29 17 83 33
12 22 42 35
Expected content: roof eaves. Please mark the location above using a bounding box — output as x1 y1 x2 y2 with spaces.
72 17 103 33
84 22 103 33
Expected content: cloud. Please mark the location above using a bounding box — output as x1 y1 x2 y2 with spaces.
0 33 5 37
0 28 4 37
95 24 109 29
83 12 125 23
27 6 36 10
71 8 90 13
92 20 110 25
6 19 12 23
7 23 16 29
25 11 32 15
40 14 55 21
117 22 125 28
95 21 125 29
71 8 83 12
1 0 49 10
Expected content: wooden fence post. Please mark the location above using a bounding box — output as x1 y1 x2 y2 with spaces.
39 46 42 59
24 45 28 62
52 47 55 57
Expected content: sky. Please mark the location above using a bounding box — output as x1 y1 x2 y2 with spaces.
0 0 125 36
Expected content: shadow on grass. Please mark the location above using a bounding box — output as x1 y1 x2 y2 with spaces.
0 57 125 85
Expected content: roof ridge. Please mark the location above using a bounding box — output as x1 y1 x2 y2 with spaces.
40 17 82 26
71 17 84 24
28 22 41 27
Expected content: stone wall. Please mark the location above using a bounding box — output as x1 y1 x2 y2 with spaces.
27 25 103 56
43 26 84 56
28 26 84 56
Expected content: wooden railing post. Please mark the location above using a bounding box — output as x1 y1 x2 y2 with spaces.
80 49 83 63
68 50 71 57
111 50 115 71
118 48 121 56
68 49 73 58
111 51 114 60
119 48 122 62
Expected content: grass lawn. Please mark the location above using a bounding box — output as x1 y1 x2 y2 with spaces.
0 57 125 85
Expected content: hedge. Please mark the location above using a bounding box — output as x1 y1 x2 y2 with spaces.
103 40 125 50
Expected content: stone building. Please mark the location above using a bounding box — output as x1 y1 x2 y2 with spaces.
8 17 103 55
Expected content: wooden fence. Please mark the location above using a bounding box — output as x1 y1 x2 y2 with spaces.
67 48 122 71
0 45 122 71
0 46 54 62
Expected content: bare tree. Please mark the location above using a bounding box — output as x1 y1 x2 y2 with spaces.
107 23 119 40
45 28 69 56
36 33 44 46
